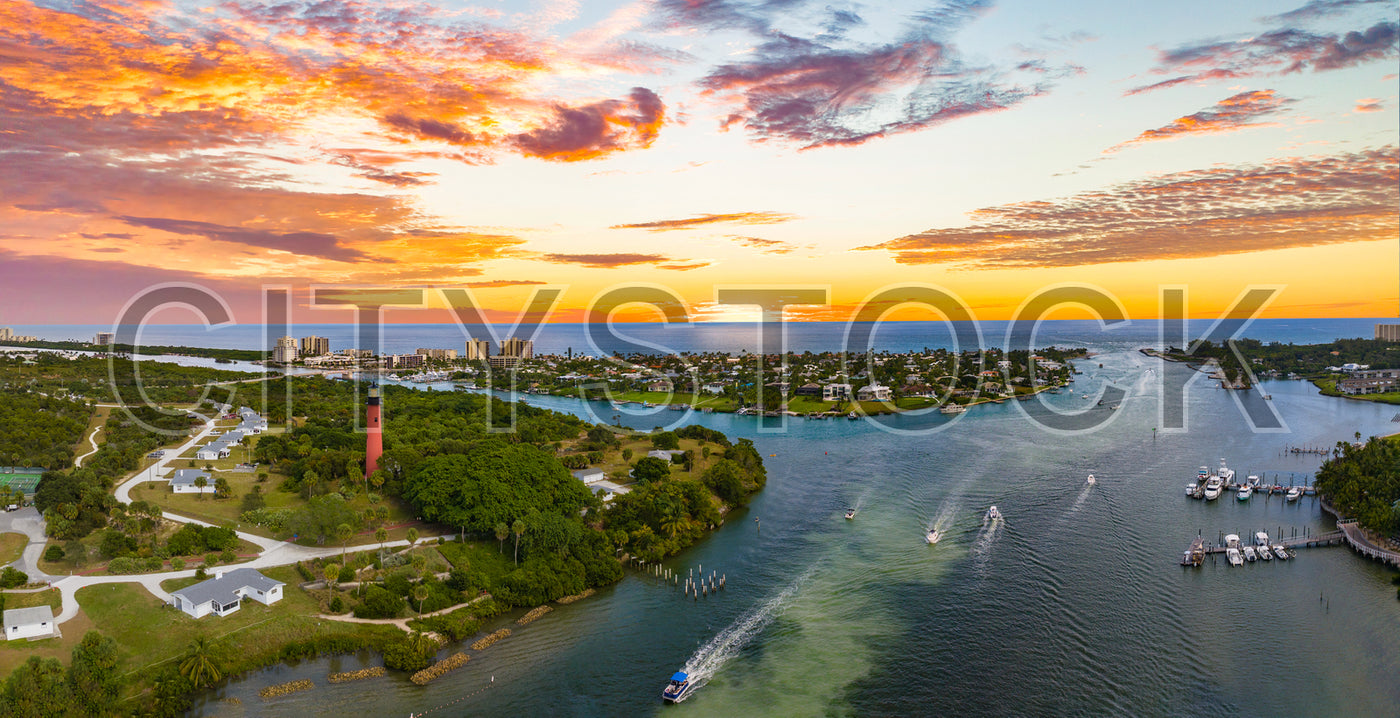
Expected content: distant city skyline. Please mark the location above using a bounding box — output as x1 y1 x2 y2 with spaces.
0 0 1395 324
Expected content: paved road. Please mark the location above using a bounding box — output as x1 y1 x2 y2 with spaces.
0 507 60 583
9 406 427 625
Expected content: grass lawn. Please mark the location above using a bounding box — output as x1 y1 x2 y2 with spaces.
2 586 62 612
0 607 95 676
1313 378 1400 405
582 436 727 484
437 540 517 586
0 532 27 566
78 566 400 703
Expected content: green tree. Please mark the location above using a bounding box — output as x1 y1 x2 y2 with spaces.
413 584 429 614
179 637 221 688
2 656 74 718
193 475 207 499
512 519 525 566
323 562 340 590
336 523 353 558
406 527 419 548
69 630 122 712
632 456 670 484
375 527 388 550
402 441 591 536
495 522 509 554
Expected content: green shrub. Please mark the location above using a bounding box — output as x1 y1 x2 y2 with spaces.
0 566 28 588
105 557 162 575
338 565 356 583
169 557 185 571
220 549 237 563
43 545 64 562
353 585 405 619
329 595 344 613
380 632 436 672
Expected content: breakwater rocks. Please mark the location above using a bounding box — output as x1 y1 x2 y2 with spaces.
328 667 386 684
411 653 471 685
516 605 552 625
259 679 314 699
555 588 595 605
470 628 511 651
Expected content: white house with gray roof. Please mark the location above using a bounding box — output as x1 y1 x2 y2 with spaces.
4 606 56 641
171 568 284 619
170 469 213 494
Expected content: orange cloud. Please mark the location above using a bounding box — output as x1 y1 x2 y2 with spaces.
540 253 705 270
861 147 1400 268
610 211 799 231
1106 90 1293 153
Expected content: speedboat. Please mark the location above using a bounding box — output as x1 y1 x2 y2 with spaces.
986 505 1002 522
1226 547 1243 566
1186 483 1200 498
1224 534 1241 549
1255 532 1270 546
1286 487 1302 502
1258 544 1272 560
1272 545 1290 560
845 508 856 520
1236 485 1252 501
1243 546 1257 562
1086 474 1096 486
1203 477 1222 501
926 529 942 545
662 672 691 703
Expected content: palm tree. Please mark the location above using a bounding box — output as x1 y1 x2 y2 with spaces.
336 523 353 558
375 527 388 551
413 585 429 614
512 520 525 566
179 637 221 688
323 563 339 591
193 476 207 499
494 523 508 554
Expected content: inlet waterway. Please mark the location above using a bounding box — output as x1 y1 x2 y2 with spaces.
178 338 1399 717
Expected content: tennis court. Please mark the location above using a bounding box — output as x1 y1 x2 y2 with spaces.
0 468 44 494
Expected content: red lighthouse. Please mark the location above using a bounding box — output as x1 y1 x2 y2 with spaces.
366 383 383 474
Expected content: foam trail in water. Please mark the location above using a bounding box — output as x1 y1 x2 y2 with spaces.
675 568 816 702
971 514 1004 559
928 499 959 533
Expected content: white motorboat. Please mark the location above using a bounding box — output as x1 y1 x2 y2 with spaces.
845 508 856 520
1286 487 1302 502
1247 474 1261 488
1224 534 1241 549
1086 474 1096 486
986 505 1002 522
1186 483 1201 498
1236 485 1252 501
925 529 942 545
1226 547 1243 566
1243 546 1257 562
1258 544 1272 560
1272 545 1290 560
1204 477 1222 501
1216 458 1236 484
1254 532 1270 546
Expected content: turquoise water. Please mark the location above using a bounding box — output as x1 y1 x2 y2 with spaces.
190 348 1400 717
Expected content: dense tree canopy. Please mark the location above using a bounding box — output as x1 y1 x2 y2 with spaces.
1316 436 1400 534
403 440 594 534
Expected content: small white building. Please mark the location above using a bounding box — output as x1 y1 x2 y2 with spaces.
4 606 56 641
170 469 214 494
647 449 683 461
571 468 606 485
171 568 284 619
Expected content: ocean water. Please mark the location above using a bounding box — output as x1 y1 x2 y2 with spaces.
11 317 1396 357
177 325 1400 718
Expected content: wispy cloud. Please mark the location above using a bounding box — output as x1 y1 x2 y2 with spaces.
1128 21 1399 94
465 279 548 288
861 147 1399 268
610 211 798 231
725 235 804 254
1355 97 1384 112
1106 90 1293 153
1265 0 1394 24
541 252 706 269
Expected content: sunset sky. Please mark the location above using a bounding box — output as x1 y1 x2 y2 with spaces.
0 0 1396 324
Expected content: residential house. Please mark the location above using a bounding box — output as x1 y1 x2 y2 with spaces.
171 568 284 619
822 383 853 402
171 469 214 494
571 468 606 485
856 384 891 401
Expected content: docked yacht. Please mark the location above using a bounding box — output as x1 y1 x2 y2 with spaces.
1225 534 1241 549
1216 458 1236 484
1203 477 1222 501
1226 547 1244 566
1254 532 1271 547
662 672 692 703
1286 487 1302 502
1236 485 1252 501
1186 483 1200 498
925 529 942 545
1243 546 1257 562
986 505 1002 522
1272 545 1290 560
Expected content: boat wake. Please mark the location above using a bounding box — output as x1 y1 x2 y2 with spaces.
675 569 814 702
927 500 958 535
971 516 1004 559
1066 482 1094 515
